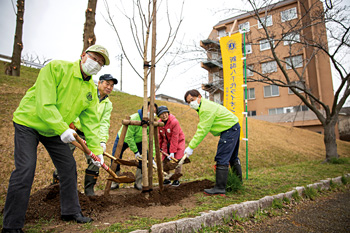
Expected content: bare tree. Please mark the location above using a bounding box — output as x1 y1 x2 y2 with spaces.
83 0 98 52
245 0 350 161
5 0 25 76
102 0 184 92
22 53 51 68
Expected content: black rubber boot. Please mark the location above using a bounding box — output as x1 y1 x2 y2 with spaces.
84 169 99 196
204 165 229 195
52 170 60 184
231 159 242 182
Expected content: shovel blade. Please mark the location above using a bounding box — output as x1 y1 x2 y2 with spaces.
169 173 183 181
107 176 135 183
116 159 139 167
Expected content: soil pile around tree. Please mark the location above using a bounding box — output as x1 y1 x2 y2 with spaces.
25 179 214 223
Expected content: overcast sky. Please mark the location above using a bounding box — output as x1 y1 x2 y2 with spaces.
0 0 349 106
0 0 241 101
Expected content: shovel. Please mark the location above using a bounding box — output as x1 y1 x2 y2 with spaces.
103 151 139 167
72 134 135 183
160 150 178 162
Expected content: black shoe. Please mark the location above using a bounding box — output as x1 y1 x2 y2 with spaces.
171 180 180 187
1 229 24 233
61 212 93 223
163 179 171 185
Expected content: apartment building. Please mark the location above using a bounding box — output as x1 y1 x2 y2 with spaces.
200 0 336 136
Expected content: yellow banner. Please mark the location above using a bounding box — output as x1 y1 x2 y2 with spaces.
220 33 244 138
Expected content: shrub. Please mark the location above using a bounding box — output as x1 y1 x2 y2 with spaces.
226 170 244 193
304 186 318 200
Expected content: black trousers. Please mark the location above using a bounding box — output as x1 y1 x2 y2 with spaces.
3 123 81 229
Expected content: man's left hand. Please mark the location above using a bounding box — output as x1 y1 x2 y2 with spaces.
92 154 104 167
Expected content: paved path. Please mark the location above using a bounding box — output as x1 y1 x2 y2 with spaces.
244 188 350 232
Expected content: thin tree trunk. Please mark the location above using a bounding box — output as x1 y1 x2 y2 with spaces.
324 118 339 161
148 0 157 188
82 0 97 52
142 24 151 192
7 0 25 76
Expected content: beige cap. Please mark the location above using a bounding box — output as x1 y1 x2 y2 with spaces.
85 44 110 66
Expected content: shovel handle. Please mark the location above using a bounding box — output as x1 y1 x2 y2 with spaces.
160 150 178 162
176 153 188 169
73 133 118 179
72 141 117 161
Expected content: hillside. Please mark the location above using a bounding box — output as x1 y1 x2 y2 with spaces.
0 61 349 225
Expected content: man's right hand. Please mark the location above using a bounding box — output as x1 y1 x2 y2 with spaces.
60 128 76 143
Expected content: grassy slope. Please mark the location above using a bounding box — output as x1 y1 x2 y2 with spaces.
0 61 349 211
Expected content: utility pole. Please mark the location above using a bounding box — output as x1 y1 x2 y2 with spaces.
120 54 123 91
116 54 123 91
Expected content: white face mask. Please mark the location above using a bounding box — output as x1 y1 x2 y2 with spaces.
189 99 200 110
82 57 102 76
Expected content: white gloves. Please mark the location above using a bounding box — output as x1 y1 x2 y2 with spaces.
92 154 104 167
153 160 157 167
184 147 193 157
168 153 175 160
135 151 142 160
100 142 106 152
60 128 76 143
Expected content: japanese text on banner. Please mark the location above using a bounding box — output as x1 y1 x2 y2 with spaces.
219 33 244 138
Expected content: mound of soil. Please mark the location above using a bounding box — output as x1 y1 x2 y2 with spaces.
25 179 213 224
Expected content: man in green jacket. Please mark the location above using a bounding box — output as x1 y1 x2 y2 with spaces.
111 102 158 190
53 74 118 196
2 45 110 232
184 89 242 195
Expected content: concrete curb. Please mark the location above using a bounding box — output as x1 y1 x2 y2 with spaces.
131 174 350 233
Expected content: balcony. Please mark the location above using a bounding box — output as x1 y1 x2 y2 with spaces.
202 79 224 94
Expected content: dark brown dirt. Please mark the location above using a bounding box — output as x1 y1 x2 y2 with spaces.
163 158 191 171
25 179 213 224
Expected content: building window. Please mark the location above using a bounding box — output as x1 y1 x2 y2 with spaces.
293 105 308 112
211 52 221 60
212 72 220 82
244 88 255 99
243 43 252 54
248 110 256 116
288 81 304 94
264 85 279 97
244 65 254 77
286 55 303 69
261 61 277 74
260 39 274 51
239 21 250 32
218 29 226 37
281 7 297 22
269 107 284 115
284 32 300 45
258 15 273 29
214 92 221 104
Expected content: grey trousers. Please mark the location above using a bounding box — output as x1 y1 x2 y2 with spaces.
3 123 81 229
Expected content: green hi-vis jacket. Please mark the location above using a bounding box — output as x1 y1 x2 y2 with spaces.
13 60 103 155
189 98 239 150
74 94 113 143
118 109 155 155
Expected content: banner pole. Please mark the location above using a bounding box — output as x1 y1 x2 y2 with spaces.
243 30 248 180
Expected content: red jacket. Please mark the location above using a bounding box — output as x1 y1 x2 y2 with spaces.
158 114 185 160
